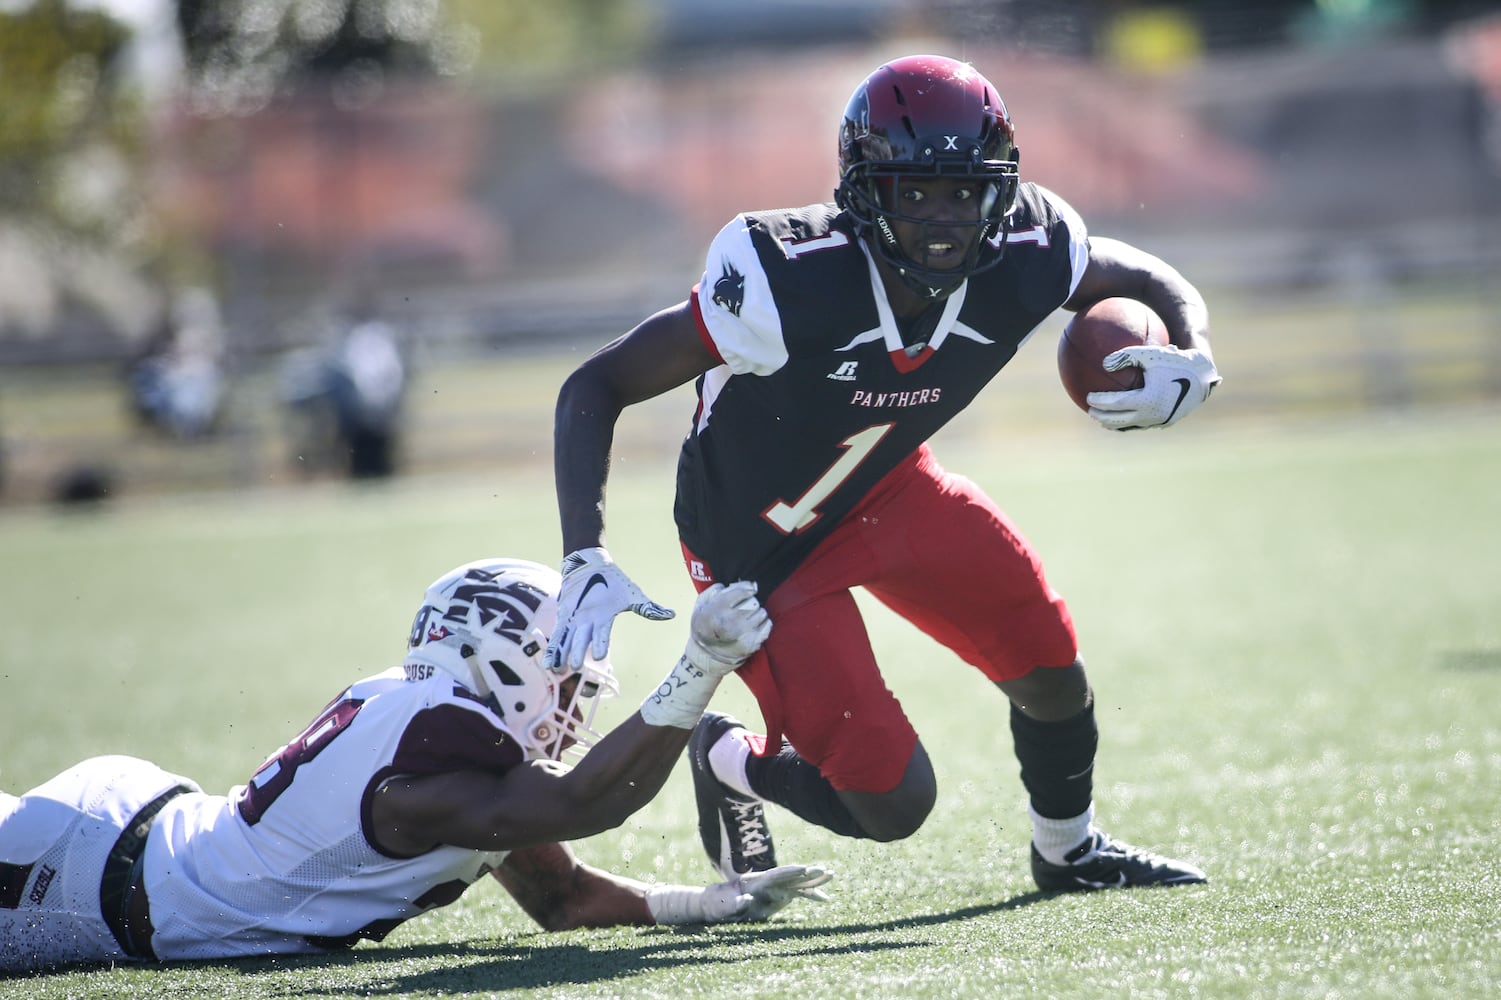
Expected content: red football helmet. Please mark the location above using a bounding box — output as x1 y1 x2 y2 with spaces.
836 54 1021 297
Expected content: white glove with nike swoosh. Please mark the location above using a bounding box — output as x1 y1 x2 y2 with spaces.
1086 344 1221 431
545 547 675 671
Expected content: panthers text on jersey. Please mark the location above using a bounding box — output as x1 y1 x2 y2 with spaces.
674 182 1089 595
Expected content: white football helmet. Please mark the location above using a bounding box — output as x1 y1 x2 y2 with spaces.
405 558 619 761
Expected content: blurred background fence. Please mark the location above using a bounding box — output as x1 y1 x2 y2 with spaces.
1 0 1498 505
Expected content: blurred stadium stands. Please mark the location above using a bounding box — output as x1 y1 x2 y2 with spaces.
1 2 1498 504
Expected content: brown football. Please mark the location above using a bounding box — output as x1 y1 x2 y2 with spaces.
1057 297 1170 412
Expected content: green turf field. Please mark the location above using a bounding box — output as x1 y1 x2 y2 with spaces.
2 406 1498 998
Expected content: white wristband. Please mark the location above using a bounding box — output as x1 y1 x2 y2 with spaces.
639 655 721 729
644 883 738 924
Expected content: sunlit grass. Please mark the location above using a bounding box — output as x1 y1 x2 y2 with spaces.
2 407 1498 998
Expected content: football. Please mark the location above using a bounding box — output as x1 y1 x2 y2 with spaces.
1056 297 1170 412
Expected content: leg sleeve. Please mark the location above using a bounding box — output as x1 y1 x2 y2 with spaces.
864 461 1078 682
742 586 919 794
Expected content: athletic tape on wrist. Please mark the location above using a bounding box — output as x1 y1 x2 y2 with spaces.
639 655 721 729
644 884 708 924
645 882 743 924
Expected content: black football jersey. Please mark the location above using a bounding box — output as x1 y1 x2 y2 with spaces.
674 182 1088 595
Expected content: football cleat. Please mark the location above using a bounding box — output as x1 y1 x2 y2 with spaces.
689 711 777 880
1031 830 1207 892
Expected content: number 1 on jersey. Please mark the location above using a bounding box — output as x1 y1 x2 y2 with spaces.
762 423 892 533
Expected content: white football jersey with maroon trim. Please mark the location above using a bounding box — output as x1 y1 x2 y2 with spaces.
144 667 524 959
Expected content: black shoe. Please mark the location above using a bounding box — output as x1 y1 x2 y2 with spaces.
689 711 777 880
1031 830 1207 892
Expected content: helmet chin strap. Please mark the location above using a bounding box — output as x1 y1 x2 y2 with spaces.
875 215 956 300
906 272 959 299
457 640 498 703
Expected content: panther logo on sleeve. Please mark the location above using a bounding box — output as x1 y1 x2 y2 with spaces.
712 260 746 317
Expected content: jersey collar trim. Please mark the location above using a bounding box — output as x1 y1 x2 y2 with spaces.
859 240 969 371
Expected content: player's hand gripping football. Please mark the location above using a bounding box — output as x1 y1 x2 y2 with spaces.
683 580 772 677
546 547 675 671
1087 344 1222 431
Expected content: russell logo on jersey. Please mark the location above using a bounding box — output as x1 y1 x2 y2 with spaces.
825 359 945 407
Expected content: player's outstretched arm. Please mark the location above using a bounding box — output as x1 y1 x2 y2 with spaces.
549 300 716 670
371 583 770 855
553 299 714 553
511 581 772 842
495 841 833 930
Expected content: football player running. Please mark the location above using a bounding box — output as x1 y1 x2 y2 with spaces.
550 55 1218 895
0 559 830 973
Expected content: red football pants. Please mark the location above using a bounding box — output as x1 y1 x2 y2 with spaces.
681 444 1078 794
